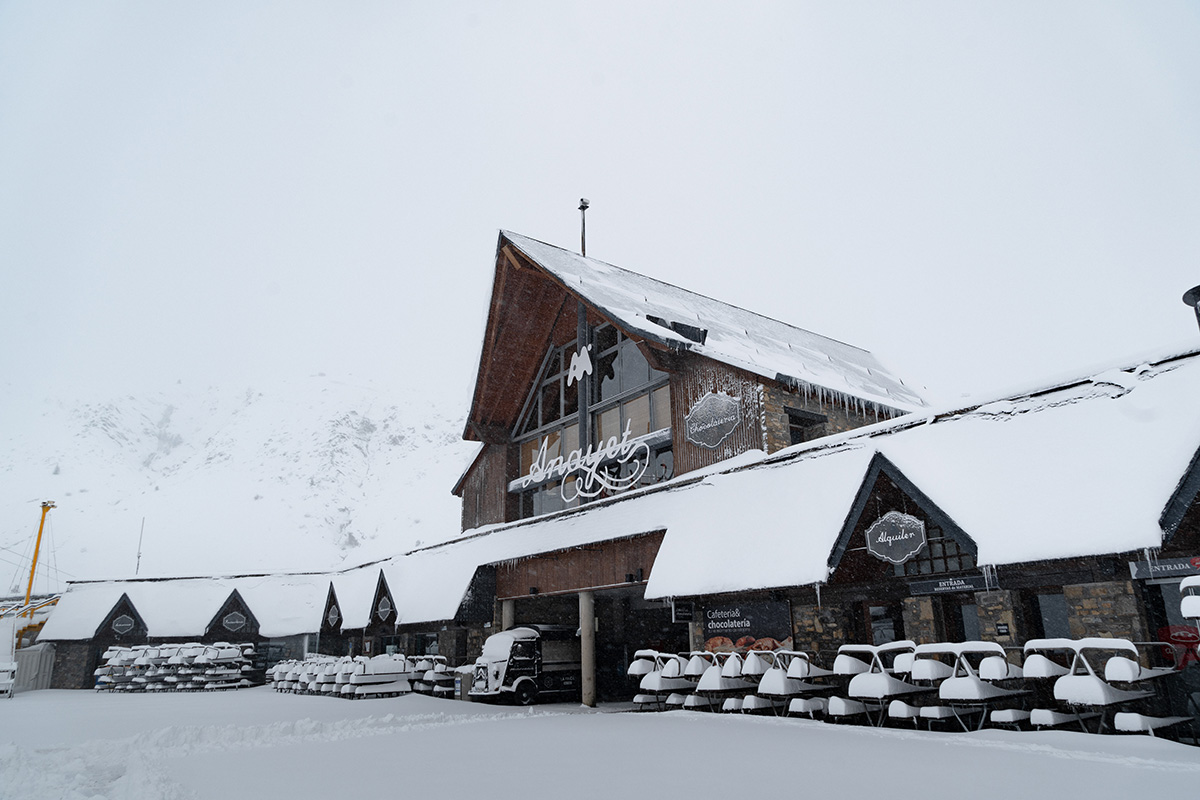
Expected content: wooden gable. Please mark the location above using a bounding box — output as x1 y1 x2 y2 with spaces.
320 584 344 635
465 234 655 444
465 239 578 443
365 570 397 636
828 453 976 585
94 592 149 644
204 589 260 641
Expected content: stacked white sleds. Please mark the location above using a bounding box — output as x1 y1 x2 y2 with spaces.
94 643 262 691
628 648 836 715
268 653 421 699
627 636 1198 743
411 654 455 697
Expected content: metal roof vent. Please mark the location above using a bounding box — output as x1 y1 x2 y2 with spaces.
1183 285 1200 333
646 314 707 345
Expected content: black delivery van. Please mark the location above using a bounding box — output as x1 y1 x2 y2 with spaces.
469 624 582 705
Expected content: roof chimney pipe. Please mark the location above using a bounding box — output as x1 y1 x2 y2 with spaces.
1183 285 1200 333
579 198 589 257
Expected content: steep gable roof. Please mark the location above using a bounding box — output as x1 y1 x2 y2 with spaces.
465 231 924 442
501 231 925 413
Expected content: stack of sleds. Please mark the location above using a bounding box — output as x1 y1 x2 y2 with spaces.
94 643 263 691
627 635 1198 744
628 648 837 714
268 652 429 699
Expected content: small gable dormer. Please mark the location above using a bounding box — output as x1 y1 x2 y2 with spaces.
205 589 260 641
320 584 343 635
95 593 148 644
366 570 397 636
828 453 977 585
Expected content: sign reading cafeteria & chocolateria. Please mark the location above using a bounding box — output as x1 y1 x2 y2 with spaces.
701 600 792 652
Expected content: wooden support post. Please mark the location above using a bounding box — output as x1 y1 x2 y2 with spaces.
501 599 515 631
579 590 596 707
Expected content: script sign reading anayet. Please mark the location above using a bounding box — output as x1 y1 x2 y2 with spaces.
865 511 927 564
684 392 741 449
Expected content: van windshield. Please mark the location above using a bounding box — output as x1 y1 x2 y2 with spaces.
481 633 517 661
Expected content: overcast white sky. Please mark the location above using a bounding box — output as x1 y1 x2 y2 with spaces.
3 2 1200 412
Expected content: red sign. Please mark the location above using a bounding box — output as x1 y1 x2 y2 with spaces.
1157 625 1200 669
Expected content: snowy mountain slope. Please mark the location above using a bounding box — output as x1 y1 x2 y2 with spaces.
0 375 477 590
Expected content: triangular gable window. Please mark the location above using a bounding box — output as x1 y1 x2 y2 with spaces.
828 453 977 584
517 340 581 437
513 323 673 519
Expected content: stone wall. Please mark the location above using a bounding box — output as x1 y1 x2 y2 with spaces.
761 381 896 454
792 603 851 664
49 640 96 689
974 590 1023 649
1064 580 1148 642
901 596 940 644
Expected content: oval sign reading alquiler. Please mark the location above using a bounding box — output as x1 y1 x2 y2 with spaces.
865 511 927 564
684 391 742 449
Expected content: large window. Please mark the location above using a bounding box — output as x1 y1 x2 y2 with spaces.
514 325 673 518
890 527 976 577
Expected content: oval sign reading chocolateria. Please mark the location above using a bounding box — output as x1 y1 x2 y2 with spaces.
684 392 742 449
865 511 927 564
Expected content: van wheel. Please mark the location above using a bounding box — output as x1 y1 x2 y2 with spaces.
515 682 537 706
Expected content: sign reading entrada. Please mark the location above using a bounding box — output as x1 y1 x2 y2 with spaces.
520 420 651 502
684 392 742 449
865 510 927 564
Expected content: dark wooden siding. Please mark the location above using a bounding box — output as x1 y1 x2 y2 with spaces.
496 531 666 599
460 444 517 531
670 356 766 476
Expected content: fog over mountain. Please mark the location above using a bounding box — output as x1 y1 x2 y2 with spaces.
1 375 478 593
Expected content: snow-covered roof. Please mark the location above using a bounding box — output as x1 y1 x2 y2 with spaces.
329 565 381 631
39 348 1200 635
502 231 925 413
39 572 331 641
397 347 1200 623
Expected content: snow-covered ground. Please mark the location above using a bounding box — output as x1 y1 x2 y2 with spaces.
2 689 1197 800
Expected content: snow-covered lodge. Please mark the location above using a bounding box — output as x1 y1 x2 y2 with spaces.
38 231 1200 706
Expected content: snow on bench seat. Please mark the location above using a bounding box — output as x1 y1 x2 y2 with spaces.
682 694 715 711
1031 708 1098 728
989 709 1031 725
1113 712 1192 736
664 693 687 709
887 700 920 724
787 697 827 718
826 696 867 719
741 695 778 714
633 693 662 710
918 705 957 720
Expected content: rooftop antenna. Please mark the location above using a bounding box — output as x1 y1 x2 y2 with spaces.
135 517 145 575
1183 285 1200 333
579 198 589 257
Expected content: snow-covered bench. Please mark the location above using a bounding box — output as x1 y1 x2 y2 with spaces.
1113 712 1194 739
